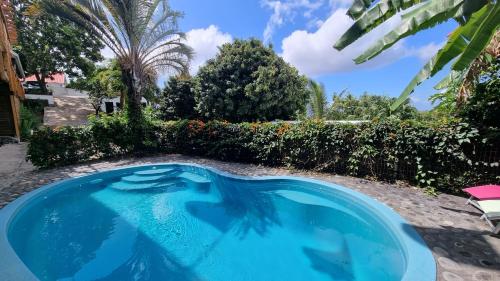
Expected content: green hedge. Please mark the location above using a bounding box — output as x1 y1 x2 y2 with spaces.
28 119 500 194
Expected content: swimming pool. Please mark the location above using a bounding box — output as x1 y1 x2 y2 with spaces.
0 163 435 281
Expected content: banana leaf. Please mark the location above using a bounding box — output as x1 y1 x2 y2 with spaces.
355 0 465 63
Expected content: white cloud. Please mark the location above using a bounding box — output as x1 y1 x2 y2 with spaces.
185 25 233 75
261 0 324 43
306 18 324 29
280 8 436 76
329 0 353 9
412 41 444 61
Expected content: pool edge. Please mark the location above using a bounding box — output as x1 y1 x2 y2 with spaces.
0 162 436 281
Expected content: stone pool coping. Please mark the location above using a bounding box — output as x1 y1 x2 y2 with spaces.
0 154 499 281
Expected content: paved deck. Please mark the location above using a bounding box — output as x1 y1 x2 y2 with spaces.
0 155 499 281
43 95 94 127
0 143 34 188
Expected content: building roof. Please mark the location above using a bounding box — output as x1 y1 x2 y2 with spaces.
25 72 66 85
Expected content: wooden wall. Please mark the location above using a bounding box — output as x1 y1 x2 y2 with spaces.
0 0 24 138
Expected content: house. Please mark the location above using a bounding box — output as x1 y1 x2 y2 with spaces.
23 72 69 106
24 72 66 86
0 0 25 139
100 96 148 114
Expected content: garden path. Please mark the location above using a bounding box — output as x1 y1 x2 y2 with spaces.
43 95 93 127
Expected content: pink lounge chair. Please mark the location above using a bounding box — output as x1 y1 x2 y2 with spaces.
463 185 500 210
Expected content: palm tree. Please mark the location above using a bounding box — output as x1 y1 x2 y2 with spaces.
334 0 499 111
40 0 193 124
308 80 327 119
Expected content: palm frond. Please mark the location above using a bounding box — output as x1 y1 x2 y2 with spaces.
308 80 327 119
452 3 500 71
347 0 379 19
334 0 496 110
390 3 495 110
41 0 192 94
335 0 423 50
355 0 465 63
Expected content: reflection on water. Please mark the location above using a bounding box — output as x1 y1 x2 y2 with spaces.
8 166 406 281
93 232 200 281
186 179 280 238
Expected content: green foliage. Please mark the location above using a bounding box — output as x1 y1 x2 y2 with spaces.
141 80 161 106
19 104 41 140
195 39 309 122
416 109 459 125
27 126 94 168
27 119 499 194
41 0 193 127
458 59 500 128
327 92 419 120
429 85 459 115
159 76 197 120
68 60 125 115
308 80 327 119
13 0 103 93
334 0 499 110
27 111 159 167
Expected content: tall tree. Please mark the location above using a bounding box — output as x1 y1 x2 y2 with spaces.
159 75 196 120
41 0 192 127
334 0 500 110
327 92 418 120
13 0 104 94
68 61 125 115
196 39 309 122
308 80 327 119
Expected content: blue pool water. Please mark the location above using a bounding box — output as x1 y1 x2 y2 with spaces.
2 164 435 281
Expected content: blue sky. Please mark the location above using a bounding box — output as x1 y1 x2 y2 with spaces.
165 0 457 110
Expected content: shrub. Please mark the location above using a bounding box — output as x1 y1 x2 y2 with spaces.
27 126 94 168
159 76 197 120
19 104 42 141
195 39 309 122
27 119 500 194
458 63 500 128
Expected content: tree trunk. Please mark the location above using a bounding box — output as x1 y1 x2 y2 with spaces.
34 72 49 95
93 104 100 116
120 92 125 110
121 68 143 124
121 68 144 151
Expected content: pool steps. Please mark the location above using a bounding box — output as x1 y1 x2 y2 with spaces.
109 168 211 191
133 168 176 176
122 174 171 183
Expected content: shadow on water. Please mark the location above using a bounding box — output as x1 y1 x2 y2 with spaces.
302 242 354 281
185 177 281 238
94 231 200 281
184 178 370 280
